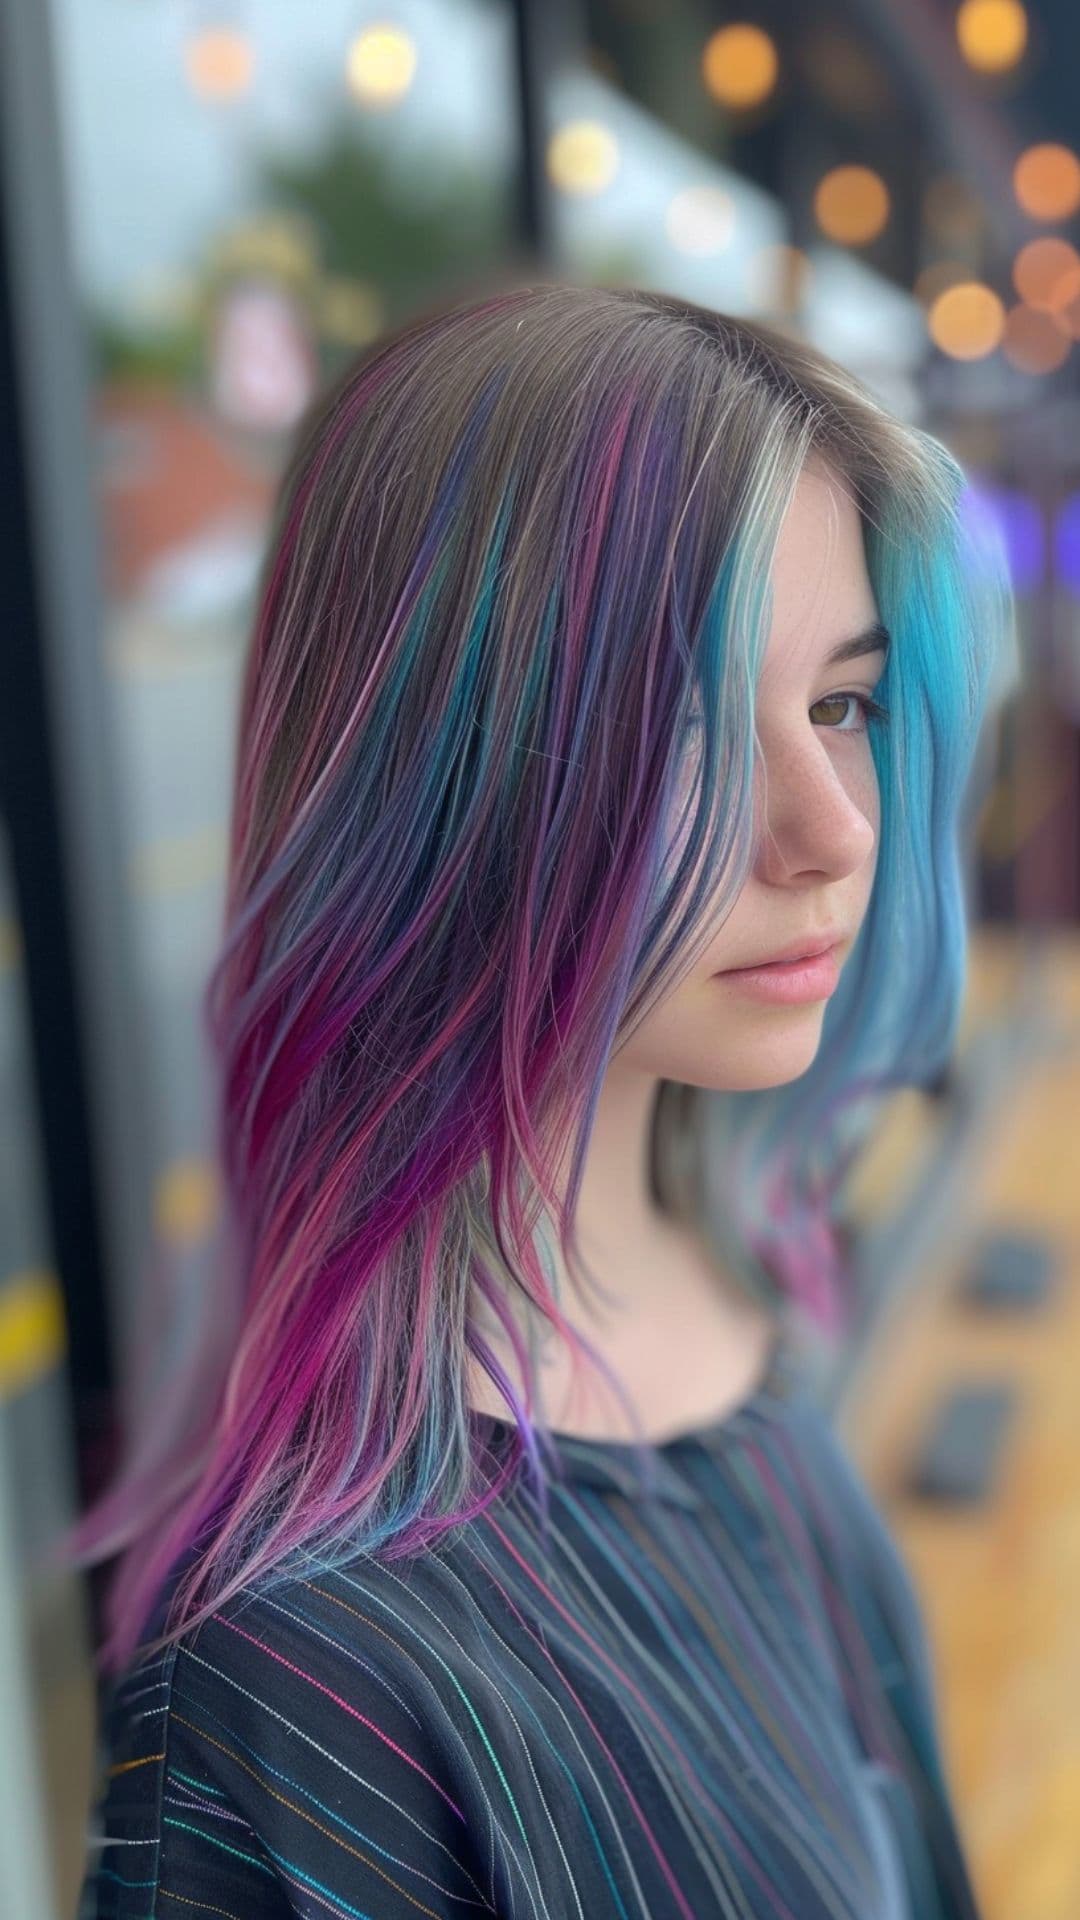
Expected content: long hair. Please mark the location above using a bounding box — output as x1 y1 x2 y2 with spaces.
59 278 1012 1677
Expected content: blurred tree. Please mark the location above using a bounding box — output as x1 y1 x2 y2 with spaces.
255 106 509 342
85 103 653 391
88 307 203 388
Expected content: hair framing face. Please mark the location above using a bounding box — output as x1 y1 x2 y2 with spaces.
59 280 1014 1674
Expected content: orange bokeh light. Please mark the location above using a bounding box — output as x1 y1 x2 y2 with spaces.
184 28 254 100
927 281 1005 359
1013 144 1080 223
955 0 1028 74
1013 237 1080 312
813 166 889 246
702 24 779 110
1001 303 1072 373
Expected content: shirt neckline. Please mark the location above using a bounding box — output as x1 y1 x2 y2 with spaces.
474 1316 803 1508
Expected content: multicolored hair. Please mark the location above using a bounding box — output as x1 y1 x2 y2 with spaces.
60 278 1013 1677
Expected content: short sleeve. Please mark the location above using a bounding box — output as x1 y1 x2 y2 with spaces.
76 1574 493 1919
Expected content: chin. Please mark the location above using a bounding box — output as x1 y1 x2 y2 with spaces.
709 1063 821 1093
690 1016 829 1093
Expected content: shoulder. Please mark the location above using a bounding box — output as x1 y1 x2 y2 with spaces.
79 1548 495 1918
776 1387 942 1682
78 1632 186 1918
174 1545 498 1765
781 1388 914 1567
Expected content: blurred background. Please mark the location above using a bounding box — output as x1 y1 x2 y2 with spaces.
1 1 1078 1914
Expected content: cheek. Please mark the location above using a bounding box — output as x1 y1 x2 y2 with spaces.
836 726 880 816
861 748 882 834
855 753 882 872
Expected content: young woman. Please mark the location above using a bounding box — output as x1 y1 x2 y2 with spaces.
71 280 1010 1917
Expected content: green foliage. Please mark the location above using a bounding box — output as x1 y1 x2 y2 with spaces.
88 307 204 389
255 106 509 324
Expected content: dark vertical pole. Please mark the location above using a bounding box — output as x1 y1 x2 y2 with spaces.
0 0 158 1608
511 0 550 257
0 159 114 1420
511 0 588 264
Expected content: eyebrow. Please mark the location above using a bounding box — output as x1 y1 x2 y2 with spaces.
824 620 891 668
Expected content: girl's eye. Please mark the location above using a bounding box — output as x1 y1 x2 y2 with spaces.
812 691 890 734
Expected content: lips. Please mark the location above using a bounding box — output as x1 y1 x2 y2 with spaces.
726 935 843 970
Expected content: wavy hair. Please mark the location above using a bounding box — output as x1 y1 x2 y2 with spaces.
60 278 1012 1676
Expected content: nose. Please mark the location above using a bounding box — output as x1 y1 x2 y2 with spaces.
751 736 877 884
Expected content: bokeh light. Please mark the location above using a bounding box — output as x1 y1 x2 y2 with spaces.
1012 236 1080 312
1055 491 1080 596
1014 143 1080 222
927 281 1005 359
665 185 736 256
1001 303 1072 374
701 24 779 110
548 120 620 195
184 28 254 100
155 1160 221 1250
345 24 417 107
955 0 1029 74
813 166 889 246
959 481 1039 598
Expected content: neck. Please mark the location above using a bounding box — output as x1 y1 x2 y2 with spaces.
468 1067 773 1434
553 1064 675 1306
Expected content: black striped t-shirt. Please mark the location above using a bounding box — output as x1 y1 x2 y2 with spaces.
78 1336 983 1918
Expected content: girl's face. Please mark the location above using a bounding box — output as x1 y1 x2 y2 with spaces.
623 458 885 1093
